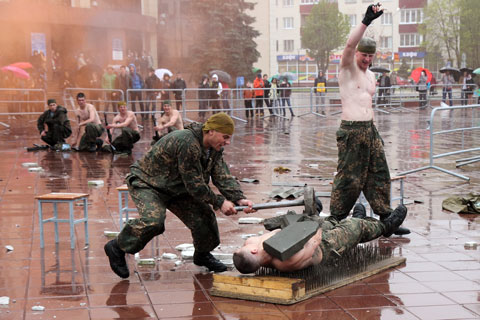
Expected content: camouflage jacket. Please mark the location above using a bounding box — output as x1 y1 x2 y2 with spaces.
37 105 72 134
129 123 245 210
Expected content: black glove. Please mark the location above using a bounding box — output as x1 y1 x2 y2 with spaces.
362 3 383 26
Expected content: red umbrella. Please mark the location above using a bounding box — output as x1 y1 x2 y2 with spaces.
1 65 30 80
9 62 33 69
410 67 432 83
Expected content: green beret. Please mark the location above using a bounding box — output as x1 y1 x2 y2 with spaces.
203 112 235 135
118 101 127 106
47 99 56 105
357 37 376 54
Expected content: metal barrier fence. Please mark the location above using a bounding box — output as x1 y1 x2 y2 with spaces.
0 88 46 115
63 88 125 115
398 104 480 181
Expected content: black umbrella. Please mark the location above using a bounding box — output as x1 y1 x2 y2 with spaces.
209 70 232 83
370 66 390 73
460 67 474 74
75 64 103 88
439 66 460 74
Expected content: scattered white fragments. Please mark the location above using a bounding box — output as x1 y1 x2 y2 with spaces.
22 162 38 168
31 306 45 311
211 252 233 261
238 217 264 224
0 296 9 305
241 234 257 240
161 253 178 260
88 180 104 186
175 243 194 251
103 231 120 238
137 258 155 265
181 250 194 260
28 167 44 172
464 241 478 250
174 260 183 267
5 245 13 252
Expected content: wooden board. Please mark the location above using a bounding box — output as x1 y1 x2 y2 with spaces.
210 256 406 305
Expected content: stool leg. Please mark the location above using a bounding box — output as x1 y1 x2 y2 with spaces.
39 200 45 248
125 193 129 223
53 202 59 243
83 197 89 246
118 191 123 228
69 201 75 249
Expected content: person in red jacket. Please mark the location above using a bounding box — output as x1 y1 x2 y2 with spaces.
253 73 264 116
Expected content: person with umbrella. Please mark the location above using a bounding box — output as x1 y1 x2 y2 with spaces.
210 74 222 114
441 70 455 106
417 70 429 109
460 69 474 105
328 3 409 235
198 75 210 121
253 73 264 116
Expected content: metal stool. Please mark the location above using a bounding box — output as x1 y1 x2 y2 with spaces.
36 193 89 249
116 185 138 228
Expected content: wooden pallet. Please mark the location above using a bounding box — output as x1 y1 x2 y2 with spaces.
210 256 406 305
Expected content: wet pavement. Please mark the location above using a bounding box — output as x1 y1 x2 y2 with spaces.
0 106 479 319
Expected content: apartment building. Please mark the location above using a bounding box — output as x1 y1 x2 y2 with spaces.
250 0 428 82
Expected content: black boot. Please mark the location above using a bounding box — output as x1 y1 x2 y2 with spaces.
394 226 411 235
352 203 366 219
104 239 129 278
381 204 408 237
193 252 227 272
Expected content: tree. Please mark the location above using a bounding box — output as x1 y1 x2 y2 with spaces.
301 0 350 73
189 0 260 82
420 0 461 68
458 0 480 67
397 59 410 79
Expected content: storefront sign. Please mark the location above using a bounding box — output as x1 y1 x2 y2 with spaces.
31 33 46 55
399 51 426 58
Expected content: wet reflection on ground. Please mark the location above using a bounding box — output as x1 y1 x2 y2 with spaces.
0 108 478 319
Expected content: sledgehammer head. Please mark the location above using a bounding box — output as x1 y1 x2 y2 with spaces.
263 221 319 261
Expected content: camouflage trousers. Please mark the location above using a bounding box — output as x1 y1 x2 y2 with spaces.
330 121 392 220
117 174 220 254
112 127 140 152
79 123 104 151
41 123 72 147
319 217 385 261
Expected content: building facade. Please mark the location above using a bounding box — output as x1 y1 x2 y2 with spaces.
250 0 429 83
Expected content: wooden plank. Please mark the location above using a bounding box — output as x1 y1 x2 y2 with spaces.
213 273 304 290
35 193 89 200
210 256 406 305
116 185 128 191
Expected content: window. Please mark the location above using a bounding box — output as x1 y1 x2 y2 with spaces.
348 14 357 27
379 36 392 49
400 9 423 24
283 0 294 6
284 40 294 52
283 17 294 29
400 33 422 47
381 12 392 25
300 0 319 4
276 40 279 52
344 0 357 3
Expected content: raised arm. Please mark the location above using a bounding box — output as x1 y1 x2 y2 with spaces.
341 3 383 69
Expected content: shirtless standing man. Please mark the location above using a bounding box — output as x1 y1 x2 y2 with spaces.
103 101 140 154
233 204 407 274
154 100 184 136
73 92 105 152
329 3 409 235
